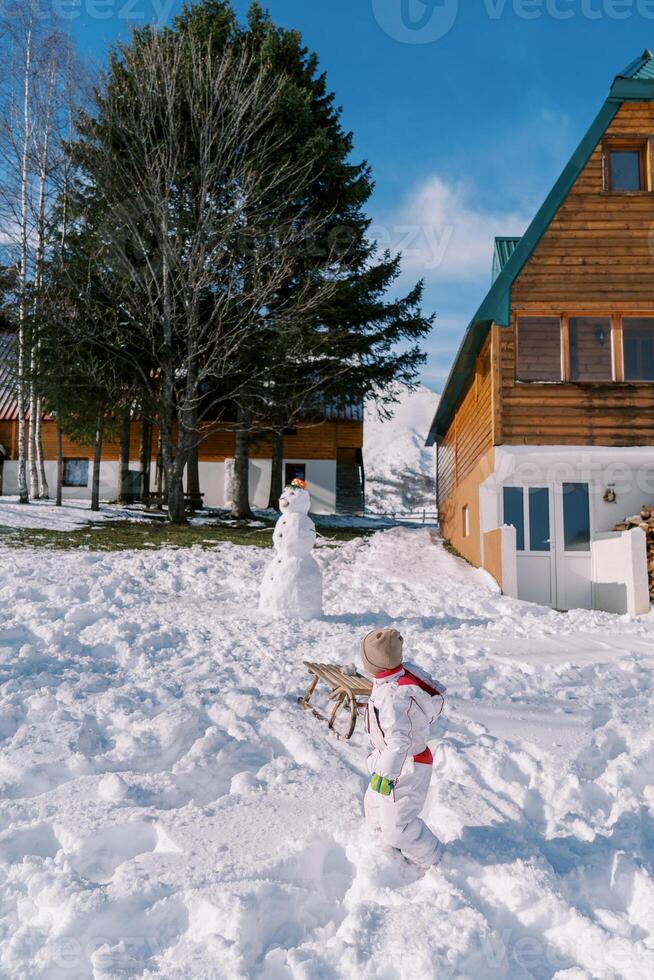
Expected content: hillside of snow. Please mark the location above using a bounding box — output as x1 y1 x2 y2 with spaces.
364 384 438 514
1 527 654 977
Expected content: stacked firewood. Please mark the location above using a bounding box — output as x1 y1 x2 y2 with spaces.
614 506 654 602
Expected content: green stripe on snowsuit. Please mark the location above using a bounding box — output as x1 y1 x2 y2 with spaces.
370 773 393 796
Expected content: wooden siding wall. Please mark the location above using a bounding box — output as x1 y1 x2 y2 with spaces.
437 339 495 564
504 100 654 445
438 338 493 506
200 420 362 460
0 421 15 456
0 419 363 462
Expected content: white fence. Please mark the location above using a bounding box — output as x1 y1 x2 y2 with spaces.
367 509 439 525
591 528 650 617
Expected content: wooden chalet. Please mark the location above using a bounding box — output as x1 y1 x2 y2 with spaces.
0 331 365 515
427 51 654 612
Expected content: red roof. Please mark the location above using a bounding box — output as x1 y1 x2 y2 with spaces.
0 331 18 421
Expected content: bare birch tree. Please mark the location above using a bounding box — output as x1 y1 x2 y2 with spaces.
67 29 339 523
0 7 35 503
0 5 77 502
28 42 59 499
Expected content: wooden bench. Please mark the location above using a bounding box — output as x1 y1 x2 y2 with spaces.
143 492 204 512
298 661 372 740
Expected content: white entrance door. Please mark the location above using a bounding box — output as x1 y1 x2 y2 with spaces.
503 486 556 606
553 482 592 610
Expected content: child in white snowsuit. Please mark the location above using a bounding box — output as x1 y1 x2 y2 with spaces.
362 627 445 869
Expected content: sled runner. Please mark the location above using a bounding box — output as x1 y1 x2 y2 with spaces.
298 662 372 740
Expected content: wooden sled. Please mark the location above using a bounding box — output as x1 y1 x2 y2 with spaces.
298 661 372 740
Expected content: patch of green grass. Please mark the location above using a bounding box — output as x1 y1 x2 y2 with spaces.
441 537 472 565
0 518 375 552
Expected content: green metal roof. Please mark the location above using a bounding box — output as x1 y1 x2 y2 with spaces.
426 51 654 447
492 237 522 283
622 48 654 80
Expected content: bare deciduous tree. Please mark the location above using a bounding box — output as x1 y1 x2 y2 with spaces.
0 6 35 503
69 29 339 523
0 5 78 502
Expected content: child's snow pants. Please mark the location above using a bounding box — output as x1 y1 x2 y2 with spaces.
364 756 440 868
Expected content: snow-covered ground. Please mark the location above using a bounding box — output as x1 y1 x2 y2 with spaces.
1 527 654 979
0 497 147 532
0 496 404 535
364 384 438 514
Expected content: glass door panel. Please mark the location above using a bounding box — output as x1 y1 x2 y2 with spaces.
504 486 554 607
562 483 591 553
503 487 525 551
528 487 550 552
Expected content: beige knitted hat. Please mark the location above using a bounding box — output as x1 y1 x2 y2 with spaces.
361 628 404 676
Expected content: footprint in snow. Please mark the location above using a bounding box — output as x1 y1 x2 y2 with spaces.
64 819 181 884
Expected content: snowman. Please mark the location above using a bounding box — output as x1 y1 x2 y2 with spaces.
259 479 323 620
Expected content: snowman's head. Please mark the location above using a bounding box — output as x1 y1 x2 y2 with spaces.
279 479 311 515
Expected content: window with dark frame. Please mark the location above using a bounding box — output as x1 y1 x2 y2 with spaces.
462 505 470 538
503 486 551 554
284 462 306 486
568 316 613 382
514 314 654 384
516 316 562 382
63 458 89 487
609 150 642 190
623 317 654 381
604 141 649 192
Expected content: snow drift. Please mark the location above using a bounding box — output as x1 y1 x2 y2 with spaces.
1 527 654 978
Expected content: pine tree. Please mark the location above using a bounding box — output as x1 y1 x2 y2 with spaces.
175 2 433 515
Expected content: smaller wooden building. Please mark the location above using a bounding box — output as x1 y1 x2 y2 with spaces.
0 332 365 514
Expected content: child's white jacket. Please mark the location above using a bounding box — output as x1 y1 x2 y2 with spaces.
364 662 445 782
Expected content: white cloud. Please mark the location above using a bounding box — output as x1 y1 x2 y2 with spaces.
373 175 533 283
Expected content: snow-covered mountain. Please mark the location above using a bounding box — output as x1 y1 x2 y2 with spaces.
363 383 439 514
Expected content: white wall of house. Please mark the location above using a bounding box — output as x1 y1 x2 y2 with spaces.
299 461 337 514
482 446 654 537
193 458 336 512
2 460 120 501
2 456 338 514
479 445 654 613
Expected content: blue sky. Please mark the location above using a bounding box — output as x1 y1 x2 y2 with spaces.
64 0 654 391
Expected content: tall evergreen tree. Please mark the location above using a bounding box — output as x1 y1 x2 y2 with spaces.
175 2 434 516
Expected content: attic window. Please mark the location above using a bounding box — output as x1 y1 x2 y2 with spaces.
604 140 649 192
